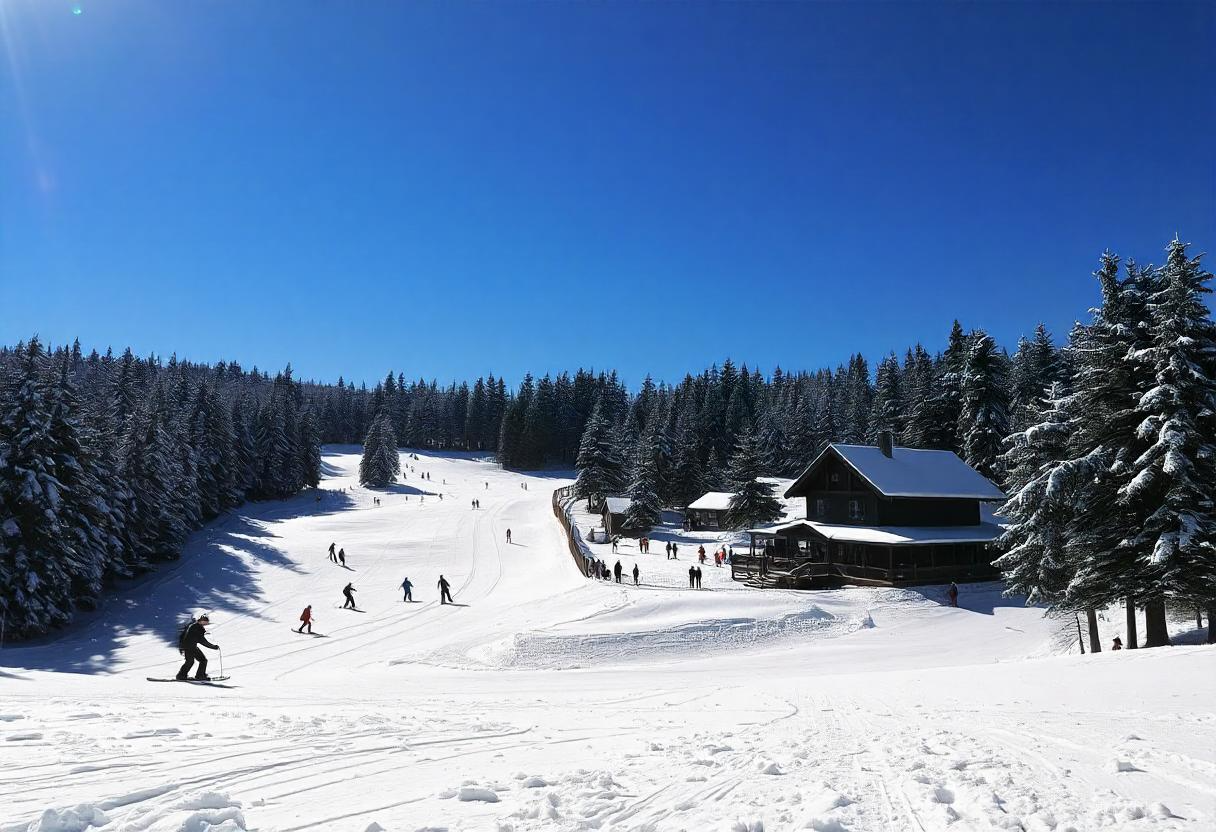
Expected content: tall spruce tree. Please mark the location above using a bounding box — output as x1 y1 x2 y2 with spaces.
959 332 1011 485
726 425 784 529
359 411 401 488
623 426 663 531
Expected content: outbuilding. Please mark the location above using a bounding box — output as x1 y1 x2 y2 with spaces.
685 491 734 530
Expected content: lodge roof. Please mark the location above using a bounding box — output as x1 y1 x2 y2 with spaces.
687 491 734 511
603 496 633 515
746 519 1004 546
785 443 1006 501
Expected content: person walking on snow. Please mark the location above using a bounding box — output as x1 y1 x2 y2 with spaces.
632 563 640 586
506 528 512 544
438 574 454 604
338 548 347 567
342 583 357 609
688 565 696 588
401 577 414 602
611 536 619 553
328 542 336 563
665 541 673 560
614 560 623 583
176 614 219 681
695 566 703 589
946 582 959 607
297 605 313 633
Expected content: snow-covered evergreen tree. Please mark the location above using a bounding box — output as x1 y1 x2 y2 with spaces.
573 399 625 510
0 339 86 637
1120 240 1216 615
359 410 401 488
623 426 663 531
959 331 1011 484
726 425 784 529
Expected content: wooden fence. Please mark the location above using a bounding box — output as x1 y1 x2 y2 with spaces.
552 485 592 577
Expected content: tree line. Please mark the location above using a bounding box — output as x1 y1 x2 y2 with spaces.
4 239 1210 642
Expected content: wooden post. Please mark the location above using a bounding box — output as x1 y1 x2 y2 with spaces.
1126 596 1138 649
1086 608 1102 653
888 546 894 581
1075 613 1085 654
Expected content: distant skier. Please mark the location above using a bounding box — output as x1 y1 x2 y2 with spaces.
342 582 357 609
297 605 313 634
328 542 337 563
671 542 679 559
665 541 673 560
632 563 640 586
176 614 218 681
338 548 347 567
611 536 619 553
438 574 453 605
506 528 512 544
401 577 413 602
613 560 622 583
946 582 959 607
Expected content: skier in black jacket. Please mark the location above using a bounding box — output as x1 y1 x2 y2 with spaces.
177 614 219 681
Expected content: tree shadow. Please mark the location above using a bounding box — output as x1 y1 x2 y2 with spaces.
903 581 1033 616
0 490 354 675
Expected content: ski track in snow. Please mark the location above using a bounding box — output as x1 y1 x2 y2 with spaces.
1 447 1213 831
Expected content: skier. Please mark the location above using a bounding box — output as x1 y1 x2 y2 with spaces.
342 582 357 609
338 548 347 567
1112 636 1123 651
946 582 959 607
506 528 512 544
401 577 414 602
438 574 453 605
697 545 706 564
328 542 337 563
632 563 640 586
297 605 313 634
613 560 622 583
176 614 219 681
688 565 696 588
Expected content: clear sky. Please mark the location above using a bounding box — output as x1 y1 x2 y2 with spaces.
2 1 1212 388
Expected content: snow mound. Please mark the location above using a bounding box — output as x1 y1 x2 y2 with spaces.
24 805 109 832
456 786 500 803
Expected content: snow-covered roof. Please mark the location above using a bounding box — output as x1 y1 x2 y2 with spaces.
687 491 734 511
746 520 1003 546
786 444 1006 501
603 497 633 515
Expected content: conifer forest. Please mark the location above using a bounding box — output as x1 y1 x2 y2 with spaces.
2 240 1213 640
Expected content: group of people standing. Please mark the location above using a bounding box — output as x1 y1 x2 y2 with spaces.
688 565 704 588
587 558 639 585
328 541 347 566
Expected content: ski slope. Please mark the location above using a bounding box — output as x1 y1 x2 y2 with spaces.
1 447 1213 832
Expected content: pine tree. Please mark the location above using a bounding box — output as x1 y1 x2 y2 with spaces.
868 353 904 441
726 425 784 529
573 399 626 510
1120 240 1216 617
959 331 1011 484
623 426 663 531
0 340 86 636
1010 324 1059 431
359 411 400 488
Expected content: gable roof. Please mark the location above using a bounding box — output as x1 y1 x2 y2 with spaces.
785 443 1006 501
687 491 734 511
604 496 633 515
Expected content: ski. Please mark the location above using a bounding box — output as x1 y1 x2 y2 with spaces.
147 676 232 686
290 629 328 637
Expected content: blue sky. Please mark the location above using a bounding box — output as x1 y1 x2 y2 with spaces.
2 2 1212 388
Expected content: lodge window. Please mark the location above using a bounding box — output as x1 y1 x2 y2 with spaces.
815 498 826 517
848 499 863 520
830 472 840 485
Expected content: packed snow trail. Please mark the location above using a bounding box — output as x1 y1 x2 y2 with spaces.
1 447 1213 831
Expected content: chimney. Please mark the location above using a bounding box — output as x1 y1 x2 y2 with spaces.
879 430 894 458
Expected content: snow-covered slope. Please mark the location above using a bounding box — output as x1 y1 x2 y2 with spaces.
1 448 1212 831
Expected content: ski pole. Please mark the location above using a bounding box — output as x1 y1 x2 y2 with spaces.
219 647 224 679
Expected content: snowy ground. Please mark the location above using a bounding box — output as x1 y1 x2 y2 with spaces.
1 447 1213 832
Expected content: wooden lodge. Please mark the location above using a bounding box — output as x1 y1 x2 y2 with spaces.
734 432 1005 588
601 496 635 537
685 491 734 530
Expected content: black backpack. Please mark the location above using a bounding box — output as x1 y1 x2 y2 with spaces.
177 619 193 652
